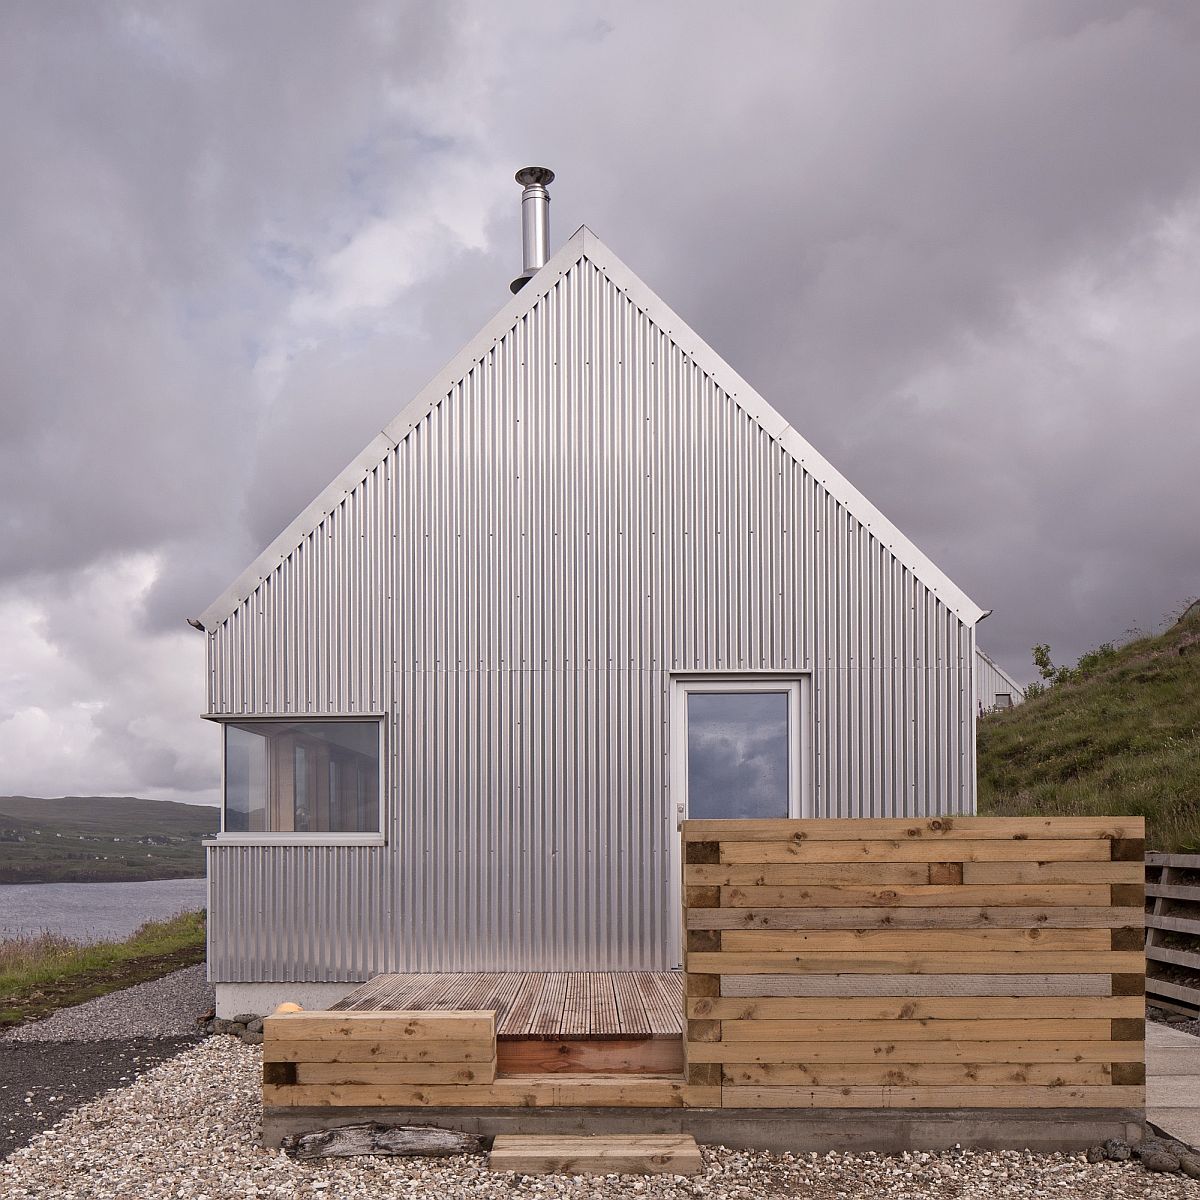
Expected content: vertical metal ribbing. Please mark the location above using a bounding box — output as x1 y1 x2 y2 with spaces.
206 251 976 981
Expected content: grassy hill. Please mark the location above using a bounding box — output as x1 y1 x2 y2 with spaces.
0 796 217 884
977 605 1200 851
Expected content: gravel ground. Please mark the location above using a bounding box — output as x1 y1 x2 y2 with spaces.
0 1038 199 1160
0 965 212 1159
3 963 213 1042
2 1037 1199 1200
1150 1006 1200 1038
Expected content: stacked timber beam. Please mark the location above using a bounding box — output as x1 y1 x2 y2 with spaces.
262 1008 701 1108
1145 851 1200 1016
682 816 1146 1110
263 1011 498 1108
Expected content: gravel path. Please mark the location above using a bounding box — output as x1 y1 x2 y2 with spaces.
0 1038 199 1161
0 965 212 1159
2 1037 1199 1200
2 964 213 1042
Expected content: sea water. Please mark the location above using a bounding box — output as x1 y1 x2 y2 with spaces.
0 878 207 942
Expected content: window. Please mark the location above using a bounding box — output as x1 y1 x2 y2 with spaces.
673 679 808 820
224 719 381 835
994 692 1013 709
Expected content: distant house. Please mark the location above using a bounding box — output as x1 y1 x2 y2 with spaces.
195 169 988 1014
975 646 1026 714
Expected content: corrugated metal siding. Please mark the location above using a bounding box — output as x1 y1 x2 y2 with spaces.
975 648 1027 713
206 255 975 981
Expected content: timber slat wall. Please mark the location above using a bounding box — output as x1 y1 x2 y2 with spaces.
1145 851 1200 1015
683 816 1146 1109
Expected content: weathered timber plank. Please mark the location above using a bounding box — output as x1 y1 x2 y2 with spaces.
687 951 1143 975
720 1084 1146 1109
722 1062 1114 1086
1145 852 1200 869
719 974 1111 998
262 1074 692 1109
1146 944 1200 971
489 1133 702 1176
295 1060 497 1086
718 929 1110 952
718 839 1111 864
1146 913 1200 937
688 864 931 885
681 817 1143 842
717 1018 1111 1042
496 1038 685 1075
1144 976 1200 1005
687 995 1146 1020
1146 883 1200 902
721 885 1111 908
687 906 1144 930
962 862 1144 885
264 1011 496 1042
262 1039 495 1064
684 1039 1143 1064
282 1122 483 1159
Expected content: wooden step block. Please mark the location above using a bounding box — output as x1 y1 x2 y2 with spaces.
488 1133 702 1176
497 1037 685 1075
264 1010 495 1041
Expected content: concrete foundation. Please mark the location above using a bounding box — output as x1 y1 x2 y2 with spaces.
215 981 358 1018
262 1105 1145 1154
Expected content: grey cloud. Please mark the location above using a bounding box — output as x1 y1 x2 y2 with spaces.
2 0 1198 804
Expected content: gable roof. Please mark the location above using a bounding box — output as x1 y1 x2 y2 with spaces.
976 647 1027 697
200 225 986 631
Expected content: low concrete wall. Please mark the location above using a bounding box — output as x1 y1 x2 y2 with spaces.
215 981 357 1018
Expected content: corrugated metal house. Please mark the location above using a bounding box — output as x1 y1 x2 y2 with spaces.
198 171 987 1014
975 647 1027 714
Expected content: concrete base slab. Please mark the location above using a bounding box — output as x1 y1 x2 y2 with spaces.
263 1106 1144 1155
215 982 359 1018
1147 1020 1200 1150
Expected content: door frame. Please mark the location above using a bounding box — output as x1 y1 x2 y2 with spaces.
667 673 814 965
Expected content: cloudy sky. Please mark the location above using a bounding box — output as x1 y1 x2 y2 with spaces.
2 2 1198 807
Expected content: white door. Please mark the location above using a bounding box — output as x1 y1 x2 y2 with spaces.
668 677 810 964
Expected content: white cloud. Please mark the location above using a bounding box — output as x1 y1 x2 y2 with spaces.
0 556 217 804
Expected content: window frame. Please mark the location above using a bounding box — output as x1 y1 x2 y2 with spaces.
670 675 812 826
206 713 387 846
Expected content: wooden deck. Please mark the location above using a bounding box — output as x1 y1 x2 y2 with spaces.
331 972 685 1041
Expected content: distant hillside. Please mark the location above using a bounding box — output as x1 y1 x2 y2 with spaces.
0 795 217 884
978 606 1200 851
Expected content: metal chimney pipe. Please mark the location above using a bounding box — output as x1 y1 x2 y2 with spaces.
510 166 555 294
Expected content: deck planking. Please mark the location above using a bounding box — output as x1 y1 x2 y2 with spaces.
332 972 684 1041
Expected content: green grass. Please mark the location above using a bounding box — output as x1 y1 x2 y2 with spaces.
0 910 207 1028
978 606 1200 851
0 795 216 883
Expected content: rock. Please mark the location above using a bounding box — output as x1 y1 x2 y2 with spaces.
1085 1146 1106 1164
241 1032 264 1046
1133 1138 1172 1160
247 1017 264 1034
1179 1155 1200 1179
1103 1139 1131 1161
211 1019 232 1035
1141 1150 1180 1173
229 1023 246 1035
231 1013 259 1025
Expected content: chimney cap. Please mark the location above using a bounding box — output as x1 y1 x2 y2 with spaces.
515 166 555 187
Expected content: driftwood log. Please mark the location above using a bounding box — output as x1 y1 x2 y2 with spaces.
282 1121 483 1160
